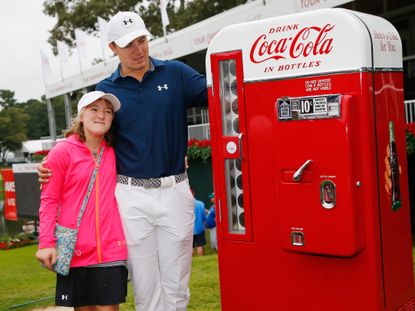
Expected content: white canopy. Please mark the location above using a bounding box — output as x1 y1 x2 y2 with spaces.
21 140 43 154
44 0 351 99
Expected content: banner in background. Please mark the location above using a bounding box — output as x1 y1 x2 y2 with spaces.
98 16 112 60
0 169 18 221
12 164 41 219
75 29 90 60
295 0 353 12
160 0 170 38
40 49 52 80
57 41 70 64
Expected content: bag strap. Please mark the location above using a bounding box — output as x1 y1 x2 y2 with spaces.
75 147 104 228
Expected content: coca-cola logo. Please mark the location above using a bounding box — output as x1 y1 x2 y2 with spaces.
250 24 335 64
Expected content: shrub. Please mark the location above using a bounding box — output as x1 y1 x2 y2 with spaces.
0 232 37 250
31 150 50 162
187 139 211 162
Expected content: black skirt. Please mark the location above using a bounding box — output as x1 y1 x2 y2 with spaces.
55 266 128 307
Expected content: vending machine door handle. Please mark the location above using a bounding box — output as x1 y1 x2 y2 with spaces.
293 159 312 182
238 133 243 160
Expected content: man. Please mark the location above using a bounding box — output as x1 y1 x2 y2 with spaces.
40 11 207 311
192 194 206 256
206 192 218 252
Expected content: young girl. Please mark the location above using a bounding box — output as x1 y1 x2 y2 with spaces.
36 91 128 311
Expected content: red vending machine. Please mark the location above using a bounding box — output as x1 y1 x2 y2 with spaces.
206 8 415 310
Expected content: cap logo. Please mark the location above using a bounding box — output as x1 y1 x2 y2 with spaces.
122 18 134 27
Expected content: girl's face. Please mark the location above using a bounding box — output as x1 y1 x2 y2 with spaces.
80 99 114 138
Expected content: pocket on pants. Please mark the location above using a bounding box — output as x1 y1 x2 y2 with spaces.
177 180 195 208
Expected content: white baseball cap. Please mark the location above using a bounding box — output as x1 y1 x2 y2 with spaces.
107 11 152 48
77 91 121 116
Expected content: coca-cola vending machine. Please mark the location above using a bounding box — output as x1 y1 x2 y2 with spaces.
206 8 414 310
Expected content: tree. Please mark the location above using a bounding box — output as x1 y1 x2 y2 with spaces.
20 99 50 140
0 90 18 109
0 89 73 164
22 95 76 139
52 95 74 136
43 0 144 53
43 0 249 52
0 107 29 164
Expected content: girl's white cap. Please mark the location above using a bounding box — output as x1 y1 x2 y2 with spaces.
77 91 121 116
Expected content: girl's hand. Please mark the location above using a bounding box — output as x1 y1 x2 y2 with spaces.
35 248 57 271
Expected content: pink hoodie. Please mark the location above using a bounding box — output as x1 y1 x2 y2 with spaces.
38 135 127 267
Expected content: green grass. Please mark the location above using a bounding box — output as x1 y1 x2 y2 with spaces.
0 245 57 310
0 244 220 311
2 245 415 310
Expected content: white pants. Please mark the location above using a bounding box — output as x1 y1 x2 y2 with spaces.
115 177 195 311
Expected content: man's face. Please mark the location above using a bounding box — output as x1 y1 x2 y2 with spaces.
110 36 150 77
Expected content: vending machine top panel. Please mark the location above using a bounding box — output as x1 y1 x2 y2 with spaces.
205 8 402 86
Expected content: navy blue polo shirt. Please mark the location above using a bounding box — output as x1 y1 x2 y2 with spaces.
96 57 208 178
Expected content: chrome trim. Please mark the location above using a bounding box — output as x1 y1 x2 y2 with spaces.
374 67 404 72
293 159 312 182
403 55 415 62
291 231 305 246
320 180 336 210
218 198 222 223
238 133 243 161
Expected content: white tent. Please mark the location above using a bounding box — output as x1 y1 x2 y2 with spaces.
44 0 351 99
21 140 43 154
